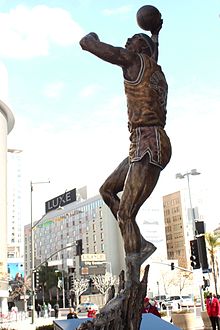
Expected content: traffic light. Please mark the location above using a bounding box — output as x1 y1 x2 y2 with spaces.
34 270 40 288
202 276 210 290
195 221 209 272
76 239 83 256
69 275 74 289
202 276 210 291
190 239 200 269
171 262 175 270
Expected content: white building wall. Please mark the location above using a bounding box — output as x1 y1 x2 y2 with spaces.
0 100 15 313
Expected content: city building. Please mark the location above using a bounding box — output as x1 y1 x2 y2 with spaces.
163 191 200 269
7 149 23 259
24 187 126 280
0 100 15 313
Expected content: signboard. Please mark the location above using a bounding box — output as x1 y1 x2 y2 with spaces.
45 188 76 213
48 260 62 267
81 267 89 275
81 254 106 262
8 262 24 280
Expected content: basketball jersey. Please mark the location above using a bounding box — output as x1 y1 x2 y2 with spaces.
124 53 168 131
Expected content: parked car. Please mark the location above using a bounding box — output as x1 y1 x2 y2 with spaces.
161 295 181 310
154 295 168 308
180 295 194 307
161 295 195 310
77 302 99 313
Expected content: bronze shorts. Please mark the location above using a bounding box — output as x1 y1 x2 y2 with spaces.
129 126 172 170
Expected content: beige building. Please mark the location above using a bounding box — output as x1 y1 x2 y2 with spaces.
163 191 188 269
24 188 125 279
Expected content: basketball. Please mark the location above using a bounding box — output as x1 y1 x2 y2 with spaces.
136 5 162 31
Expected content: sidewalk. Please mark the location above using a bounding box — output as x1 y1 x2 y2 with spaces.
0 316 58 329
0 315 205 329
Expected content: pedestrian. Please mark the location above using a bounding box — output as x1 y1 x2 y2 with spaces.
53 302 59 319
142 297 161 317
36 303 42 318
80 16 171 272
87 307 97 318
206 293 220 330
42 302 48 318
67 307 78 319
47 302 52 317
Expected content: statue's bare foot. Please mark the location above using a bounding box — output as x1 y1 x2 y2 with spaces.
140 238 156 265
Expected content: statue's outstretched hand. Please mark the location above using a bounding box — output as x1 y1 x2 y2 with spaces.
88 32 100 41
80 32 100 50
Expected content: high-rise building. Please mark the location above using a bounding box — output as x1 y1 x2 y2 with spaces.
163 191 188 269
7 149 23 259
24 188 125 279
163 190 201 269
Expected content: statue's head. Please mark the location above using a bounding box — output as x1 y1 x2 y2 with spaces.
125 33 154 56
135 33 154 56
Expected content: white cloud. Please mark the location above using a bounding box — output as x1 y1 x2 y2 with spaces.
43 81 65 98
0 5 84 59
79 84 101 98
102 5 132 16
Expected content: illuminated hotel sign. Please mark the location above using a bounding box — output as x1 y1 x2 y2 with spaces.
45 188 76 213
81 254 106 262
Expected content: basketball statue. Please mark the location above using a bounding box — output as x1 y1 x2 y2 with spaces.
78 3 171 329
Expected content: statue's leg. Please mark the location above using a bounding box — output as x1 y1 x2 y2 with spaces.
118 154 161 265
99 157 129 219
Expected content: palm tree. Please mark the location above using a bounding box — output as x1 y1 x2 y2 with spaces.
205 232 220 296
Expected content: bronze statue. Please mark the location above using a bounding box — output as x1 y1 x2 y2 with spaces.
79 5 171 329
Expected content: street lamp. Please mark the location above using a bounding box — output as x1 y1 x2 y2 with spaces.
30 180 50 324
176 169 201 236
55 270 65 308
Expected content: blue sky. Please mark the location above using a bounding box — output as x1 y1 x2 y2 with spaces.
1 1 219 229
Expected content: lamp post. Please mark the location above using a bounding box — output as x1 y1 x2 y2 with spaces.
30 180 50 324
55 270 65 308
31 242 76 314
176 169 200 236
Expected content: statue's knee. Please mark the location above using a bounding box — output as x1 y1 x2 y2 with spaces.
118 209 127 224
99 184 109 202
99 184 103 196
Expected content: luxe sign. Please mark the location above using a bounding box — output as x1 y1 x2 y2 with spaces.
45 188 76 213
